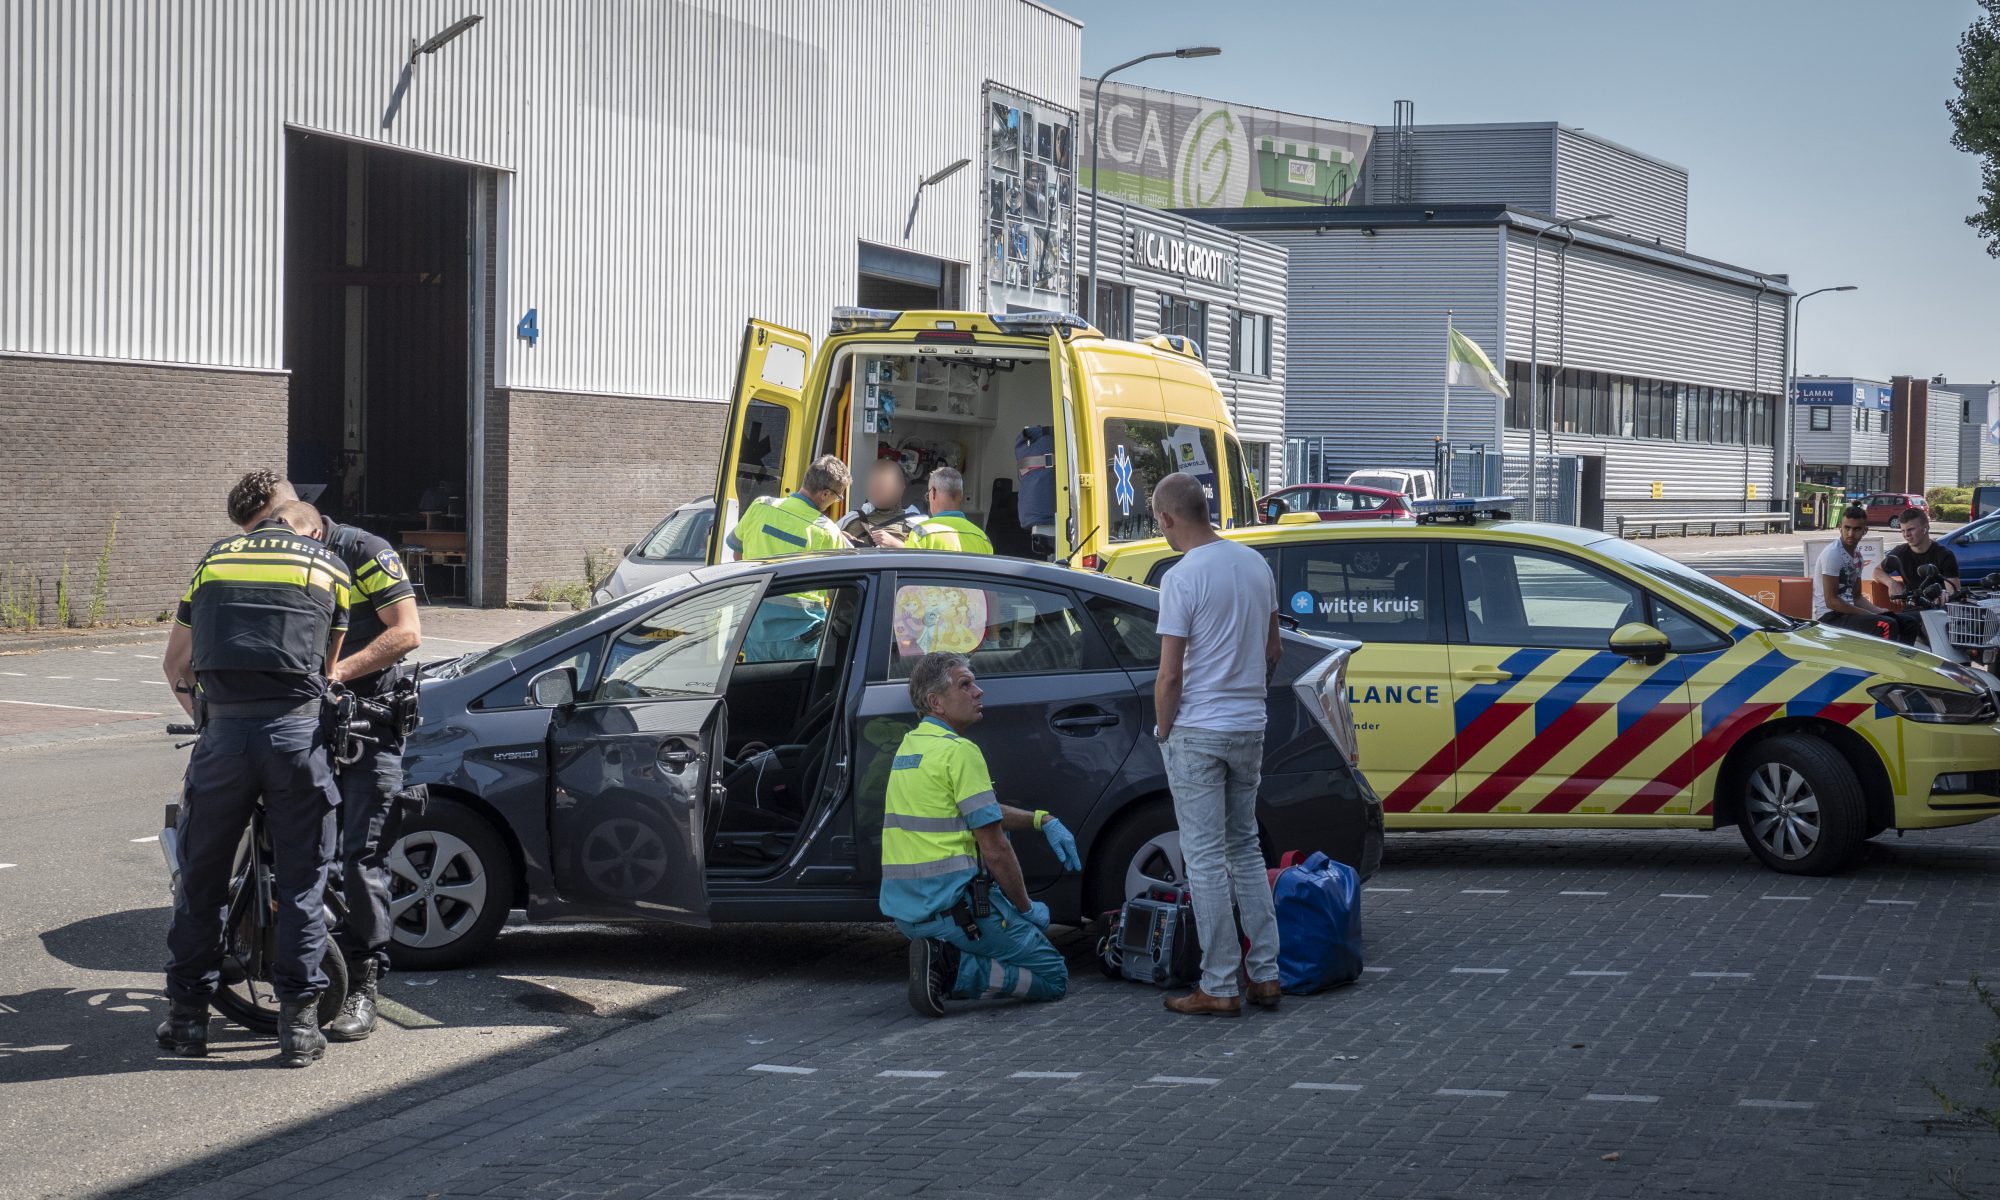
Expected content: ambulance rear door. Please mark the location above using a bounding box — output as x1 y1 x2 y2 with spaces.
710 320 816 564
1047 330 1085 565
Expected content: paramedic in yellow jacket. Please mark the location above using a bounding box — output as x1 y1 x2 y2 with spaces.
872 467 994 554
725 455 850 560
881 652 1081 1017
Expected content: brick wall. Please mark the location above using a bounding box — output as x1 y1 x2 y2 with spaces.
498 389 727 598
0 355 286 624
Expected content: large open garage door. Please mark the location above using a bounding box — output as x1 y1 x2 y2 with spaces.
283 131 483 600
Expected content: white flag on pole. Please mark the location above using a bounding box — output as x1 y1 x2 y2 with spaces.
1447 328 1509 398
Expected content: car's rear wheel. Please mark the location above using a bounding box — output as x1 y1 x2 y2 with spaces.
1734 735 1866 874
384 798 515 971
1085 801 1187 920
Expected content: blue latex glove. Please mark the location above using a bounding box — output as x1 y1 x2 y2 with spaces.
1023 900 1052 931
1041 817 1082 872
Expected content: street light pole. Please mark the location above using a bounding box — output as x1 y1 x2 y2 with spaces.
1784 284 1859 512
1084 46 1220 325
1524 211 1614 521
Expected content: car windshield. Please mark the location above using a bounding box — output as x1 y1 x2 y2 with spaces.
433 574 705 679
1594 537 1799 633
635 504 713 561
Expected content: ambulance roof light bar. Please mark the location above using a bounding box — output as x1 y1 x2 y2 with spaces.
988 311 1093 337
829 307 903 333
1412 495 1515 525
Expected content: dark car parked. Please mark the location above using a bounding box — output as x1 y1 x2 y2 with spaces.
385 552 1383 967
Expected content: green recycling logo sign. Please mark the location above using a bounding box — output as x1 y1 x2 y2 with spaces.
1176 104 1251 209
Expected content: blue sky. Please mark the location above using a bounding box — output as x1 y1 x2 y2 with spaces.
1056 0 1998 388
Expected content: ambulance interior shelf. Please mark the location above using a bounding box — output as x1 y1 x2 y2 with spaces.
849 352 1053 531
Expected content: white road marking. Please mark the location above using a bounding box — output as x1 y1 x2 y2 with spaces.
91 650 118 656
1560 890 1608 896
1585 1094 1660 1103
1363 966 1392 974
133 654 156 659
1291 1082 1363 1092
1866 899 1917 906
0 670 25 676
0 864 15 871
1462 889 1510 895
1147 1075 1220 1086
748 1064 815 1075
1010 1071 1082 1080
876 1069 945 1079
1738 1099 1814 1110
142 681 166 686
0 698 160 715
422 636 498 647
44 676 71 680
1568 970 1629 977
92 677 120 682
1690 971 1752 979
1365 887 1411 893
130 835 159 843
1659 893 1710 899
1814 974 1874 982
1450 967 1508 975
1762 895 1811 901
1436 1088 1509 1098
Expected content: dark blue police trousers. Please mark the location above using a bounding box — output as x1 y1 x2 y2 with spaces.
165 713 341 1004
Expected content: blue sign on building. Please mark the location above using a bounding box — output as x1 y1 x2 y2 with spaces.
1796 379 1891 409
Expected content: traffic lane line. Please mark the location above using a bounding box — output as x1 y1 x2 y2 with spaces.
0 699 161 715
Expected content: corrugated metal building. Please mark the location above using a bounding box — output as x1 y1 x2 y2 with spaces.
1076 193 1288 489
2 0 1080 614
1199 205 1789 530
1794 377 1893 493
1945 381 2000 485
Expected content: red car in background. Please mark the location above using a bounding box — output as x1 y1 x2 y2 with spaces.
1257 483 1412 523
1863 492 1928 527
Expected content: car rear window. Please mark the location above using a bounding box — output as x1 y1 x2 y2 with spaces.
886 580 1096 678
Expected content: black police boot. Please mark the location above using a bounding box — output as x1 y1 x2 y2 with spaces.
326 958 379 1043
155 999 210 1057
277 997 327 1068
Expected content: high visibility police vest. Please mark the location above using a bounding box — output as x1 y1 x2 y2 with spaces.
907 512 994 555
177 523 353 677
726 493 843 560
878 717 1003 923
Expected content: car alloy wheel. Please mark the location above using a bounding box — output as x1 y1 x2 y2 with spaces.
1744 761 1821 861
1123 829 1188 902
387 829 491 950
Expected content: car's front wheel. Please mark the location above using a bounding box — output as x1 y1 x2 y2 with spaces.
1734 734 1866 874
1085 801 1188 920
384 798 515 970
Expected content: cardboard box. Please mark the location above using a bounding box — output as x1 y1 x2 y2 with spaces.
1716 575 1814 619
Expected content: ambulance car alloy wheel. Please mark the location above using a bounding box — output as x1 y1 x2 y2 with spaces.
1735 734 1866 875
385 799 515 970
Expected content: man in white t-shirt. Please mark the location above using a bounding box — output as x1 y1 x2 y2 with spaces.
1150 472 1282 1018
1816 503 1903 640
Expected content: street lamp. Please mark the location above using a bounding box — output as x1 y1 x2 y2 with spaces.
1525 212 1614 520
1784 284 1859 510
1084 46 1221 325
902 157 972 240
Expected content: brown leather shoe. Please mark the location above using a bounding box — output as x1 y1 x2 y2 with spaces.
1164 988 1241 1017
1247 979 1282 1010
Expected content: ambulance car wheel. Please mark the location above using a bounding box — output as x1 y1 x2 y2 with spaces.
1735 735 1866 875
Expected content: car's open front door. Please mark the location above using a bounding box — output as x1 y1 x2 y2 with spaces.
710 319 815 563
547 696 723 923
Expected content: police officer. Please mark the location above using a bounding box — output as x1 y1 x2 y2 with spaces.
725 455 851 560
159 500 351 1068
226 470 421 1041
882 652 1080 1017
877 467 993 554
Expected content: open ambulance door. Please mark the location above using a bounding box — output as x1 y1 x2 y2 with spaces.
709 320 815 564
1047 331 1089 567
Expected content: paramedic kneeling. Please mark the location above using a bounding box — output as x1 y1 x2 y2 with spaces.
881 652 1081 1017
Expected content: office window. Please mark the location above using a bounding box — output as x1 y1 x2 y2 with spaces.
1086 280 1132 339
1228 310 1272 377
1810 406 1832 431
1158 295 1207 351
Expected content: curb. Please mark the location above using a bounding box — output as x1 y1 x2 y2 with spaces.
0 626 169 656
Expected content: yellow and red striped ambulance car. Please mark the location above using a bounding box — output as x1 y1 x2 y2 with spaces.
1106 511 2000 874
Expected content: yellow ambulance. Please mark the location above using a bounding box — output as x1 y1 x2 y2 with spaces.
707 309 1260 570
1103 504 2000 874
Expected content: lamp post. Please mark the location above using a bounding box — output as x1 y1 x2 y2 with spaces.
902 157 971 240
1084 46 1220 325
1784 285 1858 512
1525 211 1614 520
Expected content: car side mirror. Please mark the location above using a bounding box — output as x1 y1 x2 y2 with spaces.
623 543 635 556
527 665 578 708
1608 622 1671 666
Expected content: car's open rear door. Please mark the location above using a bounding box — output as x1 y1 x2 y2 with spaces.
710 319 815 563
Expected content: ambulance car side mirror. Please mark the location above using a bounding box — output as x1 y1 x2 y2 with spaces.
528 665 578 708
1608 622 1670 667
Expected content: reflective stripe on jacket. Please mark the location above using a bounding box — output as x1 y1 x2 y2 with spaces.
726 493 843 560
908 512 993 555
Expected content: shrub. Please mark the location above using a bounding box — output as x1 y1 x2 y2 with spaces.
527 580 592 610
1938 503 1974 523
583 545 618 596
55 554 72 628
1928 485 1972 507
88 514 118 627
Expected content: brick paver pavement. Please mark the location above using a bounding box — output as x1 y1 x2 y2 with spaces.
121 825 2000 1200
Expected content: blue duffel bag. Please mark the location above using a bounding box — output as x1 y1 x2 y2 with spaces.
1270 851 1365 994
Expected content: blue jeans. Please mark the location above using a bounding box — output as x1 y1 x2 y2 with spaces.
1162 726 1278 998
166 714 341 1003
896 890 1067 1002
